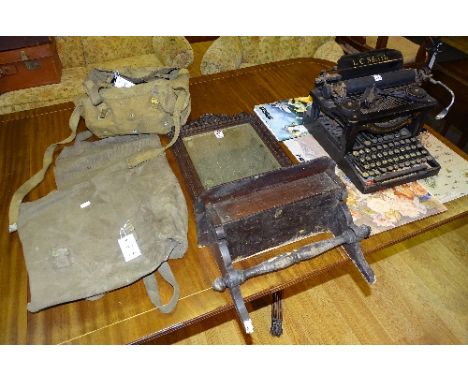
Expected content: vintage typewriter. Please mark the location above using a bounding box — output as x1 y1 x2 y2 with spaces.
304 47 454 193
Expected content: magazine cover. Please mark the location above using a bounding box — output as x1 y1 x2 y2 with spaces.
284 134 447 235
253 96 311 141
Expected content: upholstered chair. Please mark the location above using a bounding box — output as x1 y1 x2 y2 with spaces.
200 36 344 75
0 36 194 115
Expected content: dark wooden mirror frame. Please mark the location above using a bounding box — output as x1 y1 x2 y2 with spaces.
170 112 293 201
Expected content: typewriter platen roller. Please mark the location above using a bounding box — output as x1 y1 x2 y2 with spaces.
304 48 452 193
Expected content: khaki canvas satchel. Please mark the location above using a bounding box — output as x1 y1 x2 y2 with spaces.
9 66 190 233
17 133 188 313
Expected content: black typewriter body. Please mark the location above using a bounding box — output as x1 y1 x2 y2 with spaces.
304 49 441 193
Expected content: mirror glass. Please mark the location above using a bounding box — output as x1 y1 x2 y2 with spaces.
183 123 281 189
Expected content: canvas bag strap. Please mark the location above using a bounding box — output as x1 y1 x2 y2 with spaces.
126 86 189 168
8 104 82 233
142 262 180 314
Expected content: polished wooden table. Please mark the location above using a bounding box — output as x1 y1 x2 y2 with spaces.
1 58 467 344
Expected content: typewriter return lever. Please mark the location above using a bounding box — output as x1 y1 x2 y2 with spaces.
423 39 455 120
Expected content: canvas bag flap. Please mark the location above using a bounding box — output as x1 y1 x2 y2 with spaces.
80 67 191 138
17 134 188 313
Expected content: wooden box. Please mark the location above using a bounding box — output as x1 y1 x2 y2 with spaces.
0 38 62 93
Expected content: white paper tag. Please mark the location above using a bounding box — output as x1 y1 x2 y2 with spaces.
80 200 91 209
214 129 224 139
373 74 383 82
114 75 135 88
118 233 142 262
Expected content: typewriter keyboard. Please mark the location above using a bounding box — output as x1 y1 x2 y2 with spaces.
346 128 440 189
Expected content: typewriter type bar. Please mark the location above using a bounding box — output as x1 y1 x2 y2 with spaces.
304 48 442 194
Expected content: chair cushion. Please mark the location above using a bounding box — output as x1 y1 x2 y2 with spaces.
81 37 154 65
85 54 163 72
313 40 344 63
233 36 336 66
55 37 86 69
0 67 87 114
153 36 194 68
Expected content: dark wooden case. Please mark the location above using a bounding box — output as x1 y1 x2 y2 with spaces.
172 113 375 333
0 38 62 93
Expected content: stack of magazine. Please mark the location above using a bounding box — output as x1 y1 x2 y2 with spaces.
253 96 311 141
